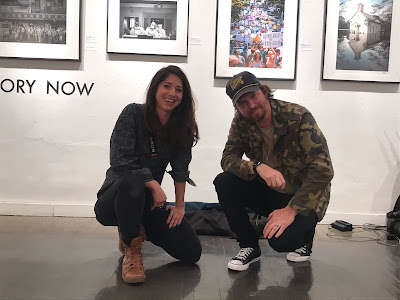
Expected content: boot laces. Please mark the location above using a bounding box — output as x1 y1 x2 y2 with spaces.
125 246 144 271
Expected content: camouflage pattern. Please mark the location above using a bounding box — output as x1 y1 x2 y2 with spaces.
221 99 334 221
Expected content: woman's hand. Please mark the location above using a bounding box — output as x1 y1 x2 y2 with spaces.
145 180 167 210
165 205 185 229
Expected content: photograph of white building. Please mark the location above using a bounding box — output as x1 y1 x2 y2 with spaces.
336 0 392 71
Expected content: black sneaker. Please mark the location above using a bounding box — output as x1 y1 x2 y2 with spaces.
228 247 261 271
286 244 312 262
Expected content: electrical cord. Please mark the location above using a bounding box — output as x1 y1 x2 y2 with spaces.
326 223 399 247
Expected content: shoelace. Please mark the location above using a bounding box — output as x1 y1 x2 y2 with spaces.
295 246 307 255
124 247 144 272
254 214 262 227
234 247 254 261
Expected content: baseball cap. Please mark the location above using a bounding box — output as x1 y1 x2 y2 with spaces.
226 71 260 106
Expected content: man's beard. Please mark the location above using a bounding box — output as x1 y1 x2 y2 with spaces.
248 105 266 123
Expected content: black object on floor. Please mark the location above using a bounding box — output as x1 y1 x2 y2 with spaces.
331 220 353 232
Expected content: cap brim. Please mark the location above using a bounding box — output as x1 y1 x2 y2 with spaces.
232 85 260 106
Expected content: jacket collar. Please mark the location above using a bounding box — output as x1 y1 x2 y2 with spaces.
269 99 288 137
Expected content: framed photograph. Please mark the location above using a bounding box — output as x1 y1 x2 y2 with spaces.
214 0 299 79
107 0 189 56
323 0 400 82
0 1 80 60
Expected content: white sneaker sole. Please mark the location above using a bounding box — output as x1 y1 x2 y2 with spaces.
227 257 260 271
286 254 310 262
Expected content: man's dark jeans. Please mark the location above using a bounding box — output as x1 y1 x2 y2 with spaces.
213 172 318 252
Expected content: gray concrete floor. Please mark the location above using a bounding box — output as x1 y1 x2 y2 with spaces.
0 216 399 300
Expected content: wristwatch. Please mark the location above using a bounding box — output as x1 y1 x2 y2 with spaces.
252 161 261 175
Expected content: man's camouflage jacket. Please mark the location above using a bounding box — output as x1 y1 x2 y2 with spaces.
221 98 334 221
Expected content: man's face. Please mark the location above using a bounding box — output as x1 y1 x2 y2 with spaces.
235 89 269 123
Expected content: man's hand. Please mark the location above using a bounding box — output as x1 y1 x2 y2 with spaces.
256 164 286 190
263 206 297 239
145 180 167 210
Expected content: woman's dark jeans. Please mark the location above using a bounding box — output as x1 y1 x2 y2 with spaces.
95 173 202 264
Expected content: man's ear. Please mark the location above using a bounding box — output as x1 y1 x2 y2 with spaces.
261 88 269 100
234 106 243 117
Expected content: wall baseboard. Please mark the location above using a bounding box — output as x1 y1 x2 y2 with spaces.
321 213 386 226
0 202 387 226
0 202 95 218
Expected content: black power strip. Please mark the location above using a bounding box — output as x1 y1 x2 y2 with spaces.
331 220 353 232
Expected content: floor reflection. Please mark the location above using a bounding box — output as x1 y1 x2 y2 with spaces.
226 261 312 299
95 257 201 299
1 218 398 300
386 245 400 299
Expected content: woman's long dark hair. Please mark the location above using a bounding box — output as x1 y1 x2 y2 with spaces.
144 65 199 148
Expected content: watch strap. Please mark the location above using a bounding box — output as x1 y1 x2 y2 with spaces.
253 161 261 174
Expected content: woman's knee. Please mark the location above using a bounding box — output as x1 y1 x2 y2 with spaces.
164 222 202 264
94 204 118 226
117 173 146 199
94 213 111 226
180 238 202 264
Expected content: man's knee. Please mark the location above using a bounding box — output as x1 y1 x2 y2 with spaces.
213 172 237 190
268 226 316 253
268 237 292 253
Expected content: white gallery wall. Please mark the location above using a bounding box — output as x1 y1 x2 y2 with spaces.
0 0 399 225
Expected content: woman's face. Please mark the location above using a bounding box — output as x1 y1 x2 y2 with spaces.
155 73 183 114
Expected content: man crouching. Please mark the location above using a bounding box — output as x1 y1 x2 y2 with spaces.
213 71 334 271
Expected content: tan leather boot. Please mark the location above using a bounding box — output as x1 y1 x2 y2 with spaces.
122 236 146 283
118 225 146 254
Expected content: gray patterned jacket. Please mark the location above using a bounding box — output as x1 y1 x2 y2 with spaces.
97 103 191 198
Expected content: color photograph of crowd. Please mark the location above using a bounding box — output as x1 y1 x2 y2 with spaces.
229 0 285 68
2 21 66 44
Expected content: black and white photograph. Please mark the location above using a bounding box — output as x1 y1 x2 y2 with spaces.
119 0 177 40
323 0 400 82
107 0 189 56
215 0 298 79
0 0 67 44
0 0 80 60
336 0 392 71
